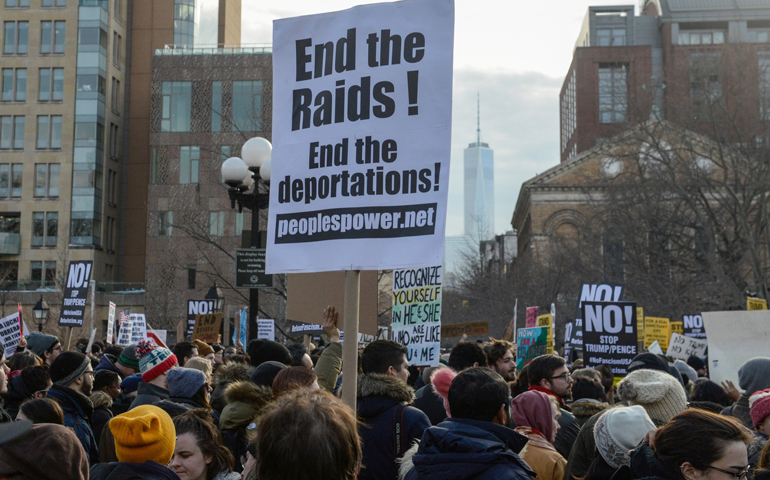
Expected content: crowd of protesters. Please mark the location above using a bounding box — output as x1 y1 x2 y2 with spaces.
0 307 768 480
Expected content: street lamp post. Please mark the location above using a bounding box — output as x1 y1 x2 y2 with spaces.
205 282 225 313
221 137 272 344
32 296 49 332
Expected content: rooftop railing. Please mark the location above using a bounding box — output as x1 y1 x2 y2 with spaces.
155 44 272 56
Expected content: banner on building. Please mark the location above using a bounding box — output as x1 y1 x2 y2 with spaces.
391 266 441 367
644 317 670 351
187 300 216 340
666 332 707 361
747 297 767 311
517 327 548 370
581 301 638 377
525 307 538 328
441 321 488 338
536 313 554 354
266 0 455 273
192 313 222 344
682 314 706 339
106 302 116 344
58 261 93 327
703 310 770 385
257 319 275 341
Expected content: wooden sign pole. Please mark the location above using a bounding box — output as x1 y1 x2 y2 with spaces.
341 270 360 409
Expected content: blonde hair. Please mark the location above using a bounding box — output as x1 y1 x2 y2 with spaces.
184 357 213 382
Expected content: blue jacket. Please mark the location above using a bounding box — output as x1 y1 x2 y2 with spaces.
48 385 99 465
356 374 431 480
96 355 123 377
401 418 536 480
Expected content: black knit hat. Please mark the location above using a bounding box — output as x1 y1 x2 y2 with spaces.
49 351 90 386
247 340 292 367
627 352 671 375
250 361 287 387
686 355 706 372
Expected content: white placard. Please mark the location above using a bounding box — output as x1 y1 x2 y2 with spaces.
647 340 663 355
129 314 147 344
107 302 116 344
666 332 707 361
116 315 132 346
266 0 455 273
147 329 167 348
390 266 442 366
257 319 275 341
702 310 770 386
0 312 21 358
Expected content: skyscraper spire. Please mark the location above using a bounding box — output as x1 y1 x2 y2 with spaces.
476 92 481 145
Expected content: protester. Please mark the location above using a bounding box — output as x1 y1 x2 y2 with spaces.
131 340 179 409
288 343 313 369
400 367 535 480
16 397 64 424
193 340 215 363
569 377 609 427
26 332 61 366
627 410 750 480
185 356 214 383
8 351 41 373
113 372 141 415
115 344 142 378
595 365 615 405
0 422 89 480
247 339 293 368
272 366 319 396
255 389 362 480
586 406 655 480
483 338 517 381
571 368 603 384
90 371 119 443
173 342 199 367
212 344 225 367
313 305 346 393
511 390 567 480
527 354 581 459
94 369 122 400
170 409 239 480
748 388 770 466
166 367 215 419
357 340 430 480
47 350 99 464
686 355 707 378
219 380 272 473
690 379 733 408
722 357 770 428
210 361 254 413
250 361 287 388
3 364 50 418
90 405 181 480
414 341 486 425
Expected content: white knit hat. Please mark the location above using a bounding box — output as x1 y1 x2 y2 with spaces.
594 406 656 470
616 369 687 425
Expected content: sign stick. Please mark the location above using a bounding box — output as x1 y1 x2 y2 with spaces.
341 270 360 408
90 280 96 333
66 326 74 351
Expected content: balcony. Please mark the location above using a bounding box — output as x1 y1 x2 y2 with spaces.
0 232 20 255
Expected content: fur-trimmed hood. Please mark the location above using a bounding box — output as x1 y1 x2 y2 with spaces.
213 362 254 388
570 399 610 420
89 390 113 410
357 373 415 403
219 381 272 431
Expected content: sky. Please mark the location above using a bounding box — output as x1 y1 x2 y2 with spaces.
241 0 636 236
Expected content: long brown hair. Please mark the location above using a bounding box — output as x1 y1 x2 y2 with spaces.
173 409 234 480
653 409 751 472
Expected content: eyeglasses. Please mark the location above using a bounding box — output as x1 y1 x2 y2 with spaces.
709 465 751 480
224 351 237 356
551 373 572 382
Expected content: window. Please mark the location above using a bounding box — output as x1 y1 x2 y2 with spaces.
78 27 107 48
107 169 117 205
36 115 62 149
105 216 115 251
220 145 231 181
0 214 20 255
32 212 57 247
179 146 199 184
760 52 770 121
5 0 30 7
690 52 722 122
603 228 624 282
0 261 18 288
42 0 66 6
561 70 577 155
235 211 244 236
749 29 770 44
39 67 63 101
0 164 22 198
597 28 626 46
161 82 192 132
112 32 120 67
111 77 120 113
209 211 224 236
598 64 627 124
3 21 28 54
76 74 105 94
173 0 195 45
159 211 173 237
232 81 263 132
150 146 162 184
212 81 222 132
40 21 65 54
187 266 196 289
0 116 24 150
30 261 56 288
2 68 25 101
113 0 121 22
109 123 119 158
679 30 725 45
34 163 60 198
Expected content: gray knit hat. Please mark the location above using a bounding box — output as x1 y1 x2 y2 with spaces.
594 406 656 469
167 367 206 399
616 369 687 425
26 332 59 357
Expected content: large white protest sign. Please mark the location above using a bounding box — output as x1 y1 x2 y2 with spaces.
129 314 147 344
703 310 770 385
391 266 442 366
666 332 707 361
266 0 455 273
106 302 116 344
257 319 276 341
0 312 22 358
116 315 132 346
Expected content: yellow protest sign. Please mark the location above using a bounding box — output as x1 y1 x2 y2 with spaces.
636 307 645 343
537 313 554 354
747 297 768 311
669 321 683 339
644 317 670 351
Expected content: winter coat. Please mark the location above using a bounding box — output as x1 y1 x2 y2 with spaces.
553 406 581 460
96 355 124 377
0 423 89 480
167 395 220 424
213 472 241 480
722 393 752 429
515 426 567 480
314 341 343 393
627 442 680 480
90 461 182 480
111 393 134 416
356 373 431 480
211 362 254 413
48 385 99 465
565 407 603 480
399 418 536 480
570 399 611 428
220 381 273 473
2 374 32 419
90 390 115 445
130 381 170 409
748 432 769 467
413 384 448 425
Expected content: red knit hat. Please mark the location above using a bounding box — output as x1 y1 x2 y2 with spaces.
750 388 770 428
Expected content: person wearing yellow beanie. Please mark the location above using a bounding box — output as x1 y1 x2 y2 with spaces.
90 405 181 480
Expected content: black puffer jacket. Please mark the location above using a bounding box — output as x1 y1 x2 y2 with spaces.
628 443 681 480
